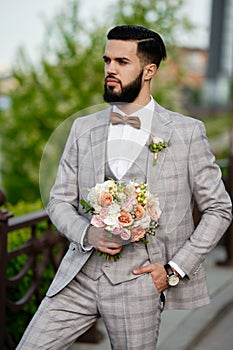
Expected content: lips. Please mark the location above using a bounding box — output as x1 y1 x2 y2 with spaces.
105 76 121 87
106 78 119 86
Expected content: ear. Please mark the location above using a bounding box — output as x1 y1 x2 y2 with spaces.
143 63 157 81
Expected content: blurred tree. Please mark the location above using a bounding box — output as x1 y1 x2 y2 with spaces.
0 0 192 203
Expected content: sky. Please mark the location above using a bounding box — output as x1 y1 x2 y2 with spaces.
0 0 212 72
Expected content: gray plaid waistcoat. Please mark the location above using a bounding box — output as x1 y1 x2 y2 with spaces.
81 142 157 284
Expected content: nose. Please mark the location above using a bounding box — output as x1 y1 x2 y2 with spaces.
105 61 117 75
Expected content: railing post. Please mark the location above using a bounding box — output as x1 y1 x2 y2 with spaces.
222 152 233 265
217 131 233 266
0 190 13 349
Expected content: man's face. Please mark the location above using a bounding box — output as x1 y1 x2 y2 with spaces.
103 40 144 103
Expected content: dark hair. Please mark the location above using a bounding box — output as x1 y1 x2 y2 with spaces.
107 25 167 68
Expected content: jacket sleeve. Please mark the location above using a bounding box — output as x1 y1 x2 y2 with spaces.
46 120 90 250
172 120 232 277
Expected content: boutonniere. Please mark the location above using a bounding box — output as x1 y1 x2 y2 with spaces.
149 135 170 166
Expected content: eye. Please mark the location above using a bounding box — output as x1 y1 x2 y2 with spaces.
103 56 110 64
118 58 128 65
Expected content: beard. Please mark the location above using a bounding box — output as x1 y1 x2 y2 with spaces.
103 70 143 103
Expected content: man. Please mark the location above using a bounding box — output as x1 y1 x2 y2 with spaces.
17 25 232 349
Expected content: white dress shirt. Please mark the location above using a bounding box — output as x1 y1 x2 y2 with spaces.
107 98 154 180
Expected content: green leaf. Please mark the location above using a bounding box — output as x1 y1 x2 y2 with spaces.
80 199 94 213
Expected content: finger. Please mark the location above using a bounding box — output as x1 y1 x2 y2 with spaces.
156 282 169 293
133 264 153 275
98 246 122 255
106 236 123 245
105 240 122 248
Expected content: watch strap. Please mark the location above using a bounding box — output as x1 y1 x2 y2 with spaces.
164 263 173 276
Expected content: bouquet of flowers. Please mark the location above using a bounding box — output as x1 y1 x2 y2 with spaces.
81 179 161 261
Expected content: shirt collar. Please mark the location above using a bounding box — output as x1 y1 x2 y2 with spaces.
112 96 154 132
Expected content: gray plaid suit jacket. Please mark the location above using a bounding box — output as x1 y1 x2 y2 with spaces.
46 100 232 309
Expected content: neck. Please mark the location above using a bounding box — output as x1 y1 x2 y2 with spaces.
115 90 151 115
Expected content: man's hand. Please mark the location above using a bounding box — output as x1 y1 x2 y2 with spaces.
133 263 168 293
87 226 122 255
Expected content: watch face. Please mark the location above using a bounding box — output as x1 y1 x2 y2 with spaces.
168 274 180 287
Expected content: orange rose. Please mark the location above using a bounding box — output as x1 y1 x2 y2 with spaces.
131 226 146 242
98 192 113 207
118 211 133 227
134 204 146 220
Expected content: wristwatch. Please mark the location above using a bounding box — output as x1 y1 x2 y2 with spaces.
164 264 180 287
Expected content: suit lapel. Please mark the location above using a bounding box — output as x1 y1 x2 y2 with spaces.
90 108 111 184
147 103 173 191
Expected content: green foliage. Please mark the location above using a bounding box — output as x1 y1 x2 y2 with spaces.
199 112 232 140
80 198 94 213
198 111 232 160
0 0 193 204
6 199 43 218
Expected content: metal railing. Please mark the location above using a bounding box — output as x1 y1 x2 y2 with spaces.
0 190 68 349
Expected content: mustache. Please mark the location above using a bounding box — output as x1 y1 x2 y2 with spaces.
105 75 121 84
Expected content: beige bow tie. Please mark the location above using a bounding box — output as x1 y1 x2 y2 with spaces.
110 112 141 129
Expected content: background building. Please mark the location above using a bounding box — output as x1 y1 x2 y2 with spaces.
204 0 233 106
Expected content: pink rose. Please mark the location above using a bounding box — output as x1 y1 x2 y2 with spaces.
146 203 161 221
131 226 146 242
112 227 122 236
122 196 137 212
99 207 109 218
91 215 105 228
120 229 131 241
112 227 131 241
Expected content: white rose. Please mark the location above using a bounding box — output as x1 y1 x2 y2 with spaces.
152 136 164 144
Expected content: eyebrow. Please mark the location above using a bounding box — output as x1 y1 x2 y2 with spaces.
103 55 131 62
